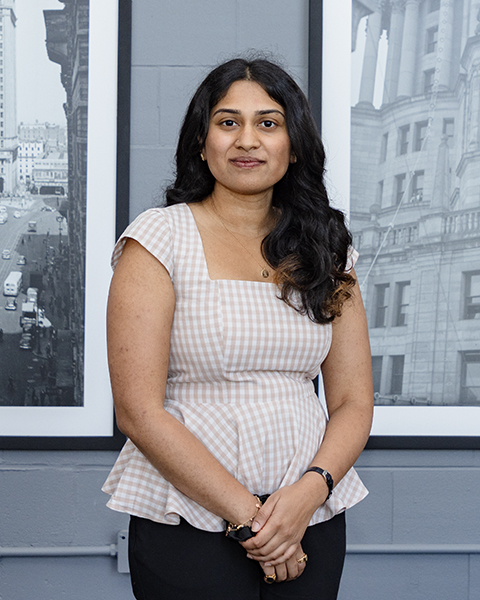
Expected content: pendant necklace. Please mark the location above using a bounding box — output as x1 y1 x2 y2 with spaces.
210 199 271 279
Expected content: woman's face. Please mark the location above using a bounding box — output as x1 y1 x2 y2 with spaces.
203 80 294 199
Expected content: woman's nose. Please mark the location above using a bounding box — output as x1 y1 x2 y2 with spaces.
234 124 260 151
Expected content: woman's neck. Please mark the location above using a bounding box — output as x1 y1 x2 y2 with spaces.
205 188 276 238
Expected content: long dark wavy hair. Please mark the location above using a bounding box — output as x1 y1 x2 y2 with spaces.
166 57 355 324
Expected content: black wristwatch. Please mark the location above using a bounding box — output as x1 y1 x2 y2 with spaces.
303 467 334 501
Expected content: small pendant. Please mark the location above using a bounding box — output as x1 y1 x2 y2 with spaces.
261 268 269 278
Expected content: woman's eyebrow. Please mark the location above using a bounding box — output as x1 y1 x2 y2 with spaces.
211 108 285 117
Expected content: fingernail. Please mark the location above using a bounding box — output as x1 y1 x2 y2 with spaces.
251 521 260 532
264 562 272 567
246 554 253 559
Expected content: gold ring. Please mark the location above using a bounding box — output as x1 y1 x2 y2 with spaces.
264 574 277 584
296 553 308 564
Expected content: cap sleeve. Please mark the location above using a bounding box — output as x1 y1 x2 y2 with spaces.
345 247 358 272
111 208 174 278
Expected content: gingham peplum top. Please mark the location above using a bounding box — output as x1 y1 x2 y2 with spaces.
102 203 368 531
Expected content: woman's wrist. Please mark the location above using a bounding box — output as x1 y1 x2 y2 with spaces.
303 467 333 500
225 492 264 529
225 495 263 541
298 470 331 508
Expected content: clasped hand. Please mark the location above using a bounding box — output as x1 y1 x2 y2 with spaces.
240 483 318 582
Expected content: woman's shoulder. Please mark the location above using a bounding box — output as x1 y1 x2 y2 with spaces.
111 204 190 274
130 203 189 227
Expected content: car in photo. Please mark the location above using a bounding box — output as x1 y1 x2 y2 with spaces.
26 287 38 303
2 249 11 260
16 255 26 265
0 205 6 213
19 332 32 350
5 297 17 311
13 211 21 219
0 214 7 224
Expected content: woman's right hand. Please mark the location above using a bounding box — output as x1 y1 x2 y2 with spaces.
260 542 307 583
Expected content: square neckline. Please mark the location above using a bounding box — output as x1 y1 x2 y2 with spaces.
183 203 276 285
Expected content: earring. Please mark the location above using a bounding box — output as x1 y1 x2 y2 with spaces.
200 152 206 161
291 154 297 164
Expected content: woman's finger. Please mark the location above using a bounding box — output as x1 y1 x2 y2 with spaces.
251 496 275 534
273 562 288 583
258 543 298 567
285 546 308 581
260 563 277 585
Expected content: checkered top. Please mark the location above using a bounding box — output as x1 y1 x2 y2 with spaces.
102 203 367 532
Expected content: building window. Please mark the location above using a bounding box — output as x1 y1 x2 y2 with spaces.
411 170 424 202
398 125 410 155
374 283 390 328
394 281 410 326
407 226 417 242
414 120 429 151
380 132 388 163
428 0 440 11
390 355 405 395
443 118 454 139
426 26 438 54
372 356 383 394
424 69 435 94
460 352 480 403
464 271 480 319
395 173 407 205
377 180 384 205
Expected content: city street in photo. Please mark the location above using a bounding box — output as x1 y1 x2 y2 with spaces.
0 0 88 407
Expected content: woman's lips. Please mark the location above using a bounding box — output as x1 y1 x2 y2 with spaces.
230 157 264 168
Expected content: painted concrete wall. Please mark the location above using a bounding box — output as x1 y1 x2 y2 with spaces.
1 1 479 599
128 0 308 221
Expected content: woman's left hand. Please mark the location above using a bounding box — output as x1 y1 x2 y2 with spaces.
242 477 327 565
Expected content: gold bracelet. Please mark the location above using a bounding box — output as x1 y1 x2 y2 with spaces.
225 495 262 535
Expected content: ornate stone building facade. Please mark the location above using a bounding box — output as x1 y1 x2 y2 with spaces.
351 0 480 405
0 0 18 194
44 0 89 405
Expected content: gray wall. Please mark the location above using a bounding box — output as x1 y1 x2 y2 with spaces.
1 1 479 599
128 0 308 220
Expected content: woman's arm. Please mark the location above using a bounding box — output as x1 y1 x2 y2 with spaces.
108 238 260 525
242 271 374 564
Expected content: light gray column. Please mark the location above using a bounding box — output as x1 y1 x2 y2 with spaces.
437 0 455 90
358 10 383 104
468 68 480 150
397 0 420 98
383 0 405 104
431 135 450 209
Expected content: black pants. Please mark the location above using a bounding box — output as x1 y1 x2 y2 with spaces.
128 513 346 600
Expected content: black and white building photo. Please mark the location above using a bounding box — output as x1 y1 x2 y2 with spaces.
0 0 89 407
351 0 480 407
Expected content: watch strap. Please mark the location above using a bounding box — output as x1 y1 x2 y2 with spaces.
304 467 334 501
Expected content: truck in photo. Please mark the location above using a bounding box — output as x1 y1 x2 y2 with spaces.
20 302 52 329
20 301 36 326
27 220 37 232
3 271 23 296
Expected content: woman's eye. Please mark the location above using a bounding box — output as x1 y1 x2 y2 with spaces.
261 120 276 129
221 119 237 127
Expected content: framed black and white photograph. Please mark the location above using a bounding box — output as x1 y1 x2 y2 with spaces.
0 0 130 449
313 0 480 447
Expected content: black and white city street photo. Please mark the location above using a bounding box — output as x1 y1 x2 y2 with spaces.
0 0 88 408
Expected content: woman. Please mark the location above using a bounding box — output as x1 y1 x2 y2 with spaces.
103 57 373 599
